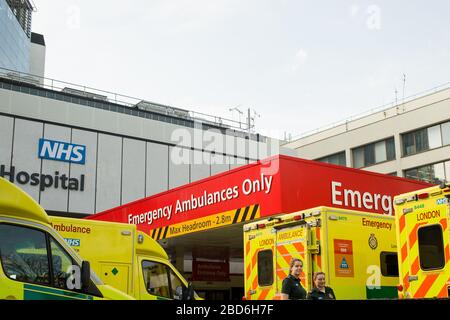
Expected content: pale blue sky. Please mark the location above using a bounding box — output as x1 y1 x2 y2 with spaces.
32 1 450 140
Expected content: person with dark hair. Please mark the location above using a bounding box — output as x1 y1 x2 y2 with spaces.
307 272 336 300
280 258 307 300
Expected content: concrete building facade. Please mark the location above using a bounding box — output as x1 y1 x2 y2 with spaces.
284 85 450 185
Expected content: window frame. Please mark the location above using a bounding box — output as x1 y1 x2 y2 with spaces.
316 151 347 166
0 222 102 297
351 137 396 169
141 259 183 299
403 160 449 184
379 251 399 277
401 121 450 158
0 222 52 286
417 224 445 271
257 249 274 287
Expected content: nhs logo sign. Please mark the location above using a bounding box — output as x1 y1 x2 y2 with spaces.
38 139 86 164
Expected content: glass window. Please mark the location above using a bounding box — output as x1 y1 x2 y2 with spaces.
352 137 395 168
0 224 50 285
316 152 346 166
364 144 376 166
257 250 273 287
418 225 445 270
353 147 364 169
380 252 399 277
375 141 387 163
403 128 429 156
427 125 442 149
169 268 186 300
405 168 418 181
405 162 447 184
50 237 76 290
142 261 171 298
432 163 446 184
415 129 429 153
402 131 416 155
386 137 396 160
442 122 450 146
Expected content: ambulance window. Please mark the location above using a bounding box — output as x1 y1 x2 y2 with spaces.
142 261 171 299
168 269 185 300
418 225 445 270
0 224 50 285
380 252 399 277
49 237 77 289
257 250 273 287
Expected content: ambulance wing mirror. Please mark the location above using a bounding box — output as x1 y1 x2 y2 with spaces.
81 261 91 290
181 282 195 300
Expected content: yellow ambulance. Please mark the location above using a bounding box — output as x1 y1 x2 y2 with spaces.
243 206 399 300
50 216 198 300
394 183 450 299
0 177 133 300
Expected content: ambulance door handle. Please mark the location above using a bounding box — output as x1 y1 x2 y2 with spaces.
408 275 419 282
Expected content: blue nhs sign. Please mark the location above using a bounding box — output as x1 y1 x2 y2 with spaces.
38 139 86 164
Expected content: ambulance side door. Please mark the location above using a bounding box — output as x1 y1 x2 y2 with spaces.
0 221 102 300
138 257 188 300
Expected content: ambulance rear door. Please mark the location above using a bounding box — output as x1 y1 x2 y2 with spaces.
274 220 312 294
402 198 450 298
244 224 276 300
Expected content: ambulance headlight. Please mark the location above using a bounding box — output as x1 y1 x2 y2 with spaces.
138 234 144 244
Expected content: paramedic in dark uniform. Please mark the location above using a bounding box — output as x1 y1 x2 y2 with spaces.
281 258 307 300
307 272 336 300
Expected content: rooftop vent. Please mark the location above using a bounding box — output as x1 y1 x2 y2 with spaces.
61 87 108 101
135 100 191 119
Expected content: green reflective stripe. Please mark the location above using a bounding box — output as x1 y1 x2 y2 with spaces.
366 286 398 299
24 284 93 300
156 296 171 300
24 290 82 300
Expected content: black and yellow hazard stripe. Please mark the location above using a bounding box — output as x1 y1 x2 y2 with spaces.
150 204 261 241
151 226 169 241
232 204 260 224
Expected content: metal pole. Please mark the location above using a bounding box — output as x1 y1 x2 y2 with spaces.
248 108 251 135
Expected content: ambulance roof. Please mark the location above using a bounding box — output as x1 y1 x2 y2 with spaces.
393 183 445 200
244 205 395 229
136 231 169 260
0 177 50 225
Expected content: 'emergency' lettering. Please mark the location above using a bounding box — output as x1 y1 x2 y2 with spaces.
331 181 392 215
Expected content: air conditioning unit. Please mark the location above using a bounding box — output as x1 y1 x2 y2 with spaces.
62 87 108 101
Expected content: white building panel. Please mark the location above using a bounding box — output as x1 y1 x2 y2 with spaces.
11 119 43 202
191 150 210 182
40 124 71 212
211 154 230 176
69 129 97 215
96 134 122 212
169 146 190 189
146 142 169 196
0 115 13 167
122 138 146 204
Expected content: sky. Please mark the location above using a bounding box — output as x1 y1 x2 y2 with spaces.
31 0 450 140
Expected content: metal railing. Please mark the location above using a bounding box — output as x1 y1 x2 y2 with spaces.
0 66 251 132
287 80 450 142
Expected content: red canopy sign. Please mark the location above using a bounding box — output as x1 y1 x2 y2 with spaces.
88 155 431 239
